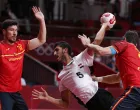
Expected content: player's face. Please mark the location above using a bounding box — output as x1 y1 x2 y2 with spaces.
54 46 65 62
3 25 18 43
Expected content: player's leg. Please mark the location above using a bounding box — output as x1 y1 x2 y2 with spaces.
12 92 28 110
86 88 115 110
0 92 14 110
110 86 140 110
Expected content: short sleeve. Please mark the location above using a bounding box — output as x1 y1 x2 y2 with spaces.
21 40 29 51
75 49 94 66
113 40 128 54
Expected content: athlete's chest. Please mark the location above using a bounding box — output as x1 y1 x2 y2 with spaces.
59 61 90 79
0 43 25 62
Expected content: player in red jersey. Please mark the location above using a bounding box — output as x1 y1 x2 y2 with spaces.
0 6 46 110
80 30 140 110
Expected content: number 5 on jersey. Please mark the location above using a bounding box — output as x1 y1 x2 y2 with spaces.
76 72 84 78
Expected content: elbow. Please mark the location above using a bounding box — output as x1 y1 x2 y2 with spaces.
42 40 46 44
40 39 46 45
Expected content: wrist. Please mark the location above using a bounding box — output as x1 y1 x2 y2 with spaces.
97 77 103 82
45 95 51 102
39 19 45 22
102 23 110 30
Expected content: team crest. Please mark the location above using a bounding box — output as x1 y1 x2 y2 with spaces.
17 44 23 51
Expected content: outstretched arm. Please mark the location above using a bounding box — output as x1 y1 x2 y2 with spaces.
86 45 117 56
92 72 121 84
28 6 47 50
32 87 71 108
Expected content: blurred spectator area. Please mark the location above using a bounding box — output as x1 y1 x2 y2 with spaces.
0 0 140 36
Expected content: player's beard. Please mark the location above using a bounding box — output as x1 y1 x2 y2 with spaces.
8 36 17 43
8 39 16 43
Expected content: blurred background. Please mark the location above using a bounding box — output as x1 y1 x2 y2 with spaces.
0 0 140 109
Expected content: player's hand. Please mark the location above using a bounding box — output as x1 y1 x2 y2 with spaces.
101 23 110 30
92 75 98 81
78 34 91 47
32 6 44 21
32 87 49 100
101 21 116 30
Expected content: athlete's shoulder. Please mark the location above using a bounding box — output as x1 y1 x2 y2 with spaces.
113 40 128 46
16 39 29 47
113 40 128 53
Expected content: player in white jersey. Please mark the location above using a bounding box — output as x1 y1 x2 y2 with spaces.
32 23 114 110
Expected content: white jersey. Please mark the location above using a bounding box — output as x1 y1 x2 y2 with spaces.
58 49 98 104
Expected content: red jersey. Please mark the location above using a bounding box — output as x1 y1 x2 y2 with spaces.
0 40 29 92
113 40 140 89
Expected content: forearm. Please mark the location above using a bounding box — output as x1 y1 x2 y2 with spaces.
87 44 103 54
92 74 120 84
46 96 69 108
92 24 108 45
87 44 112 56
37 19 47 44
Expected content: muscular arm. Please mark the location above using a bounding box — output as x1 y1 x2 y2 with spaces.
87 45 116 56
92 23 108 45
92 72 121 84
28 6 47 50
79 23 109 56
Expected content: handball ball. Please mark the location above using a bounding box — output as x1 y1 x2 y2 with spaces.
100 12 116 28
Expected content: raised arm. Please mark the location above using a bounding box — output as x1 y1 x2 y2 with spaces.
78 23 109 56
28 6 47 50
32 88 71 108
93 23 109 45
92 72 121 84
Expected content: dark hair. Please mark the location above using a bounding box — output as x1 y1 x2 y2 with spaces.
54 41 72 56
124 30 139 46
2 19 18 29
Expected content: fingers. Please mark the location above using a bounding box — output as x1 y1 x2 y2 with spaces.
32 93 39 99
32 89 40 94
32 89 41 98
32 91 40 99
78 34 82 38
83 34 87 38
32 6 41 13
41 87 46 92
32 97 39 99
78 34 87 38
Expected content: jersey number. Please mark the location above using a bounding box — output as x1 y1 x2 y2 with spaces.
76 72 84 78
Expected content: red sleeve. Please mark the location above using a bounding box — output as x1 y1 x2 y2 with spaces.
113 40 128 54
20 40 29 52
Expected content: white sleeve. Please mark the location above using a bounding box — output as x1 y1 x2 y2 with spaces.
58 81 67 92
75 49 94 66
